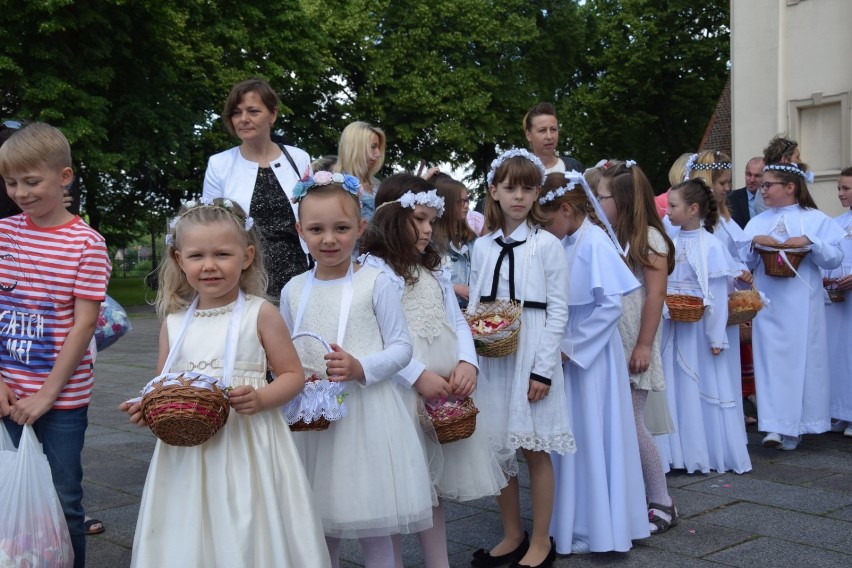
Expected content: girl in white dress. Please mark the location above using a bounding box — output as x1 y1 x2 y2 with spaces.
468 149 574 568
120 198 330 567
657 179 751 474
279 172 434 567
360 173 507 568
826 167 852 436
596 161 678 534
538 172 650 555
745 163 844 451
684 151 755 428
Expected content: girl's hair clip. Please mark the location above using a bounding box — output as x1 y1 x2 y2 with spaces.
764 163 814 183
486 148 547 186
291 171 361 203
376 189 445 217
625 159 636 168
165 198 254 248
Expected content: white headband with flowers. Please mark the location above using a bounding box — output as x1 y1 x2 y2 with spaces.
291 170 361 203
764 163 815 183
486 148 547 186
376 189 445 217
165 197 254 247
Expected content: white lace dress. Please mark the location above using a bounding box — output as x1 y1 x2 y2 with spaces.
401 267 507 501
618 227 674 435
131 295 330 567
469 223 575 474
280 268 435 538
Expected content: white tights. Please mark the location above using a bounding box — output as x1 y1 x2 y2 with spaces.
325 535 396 568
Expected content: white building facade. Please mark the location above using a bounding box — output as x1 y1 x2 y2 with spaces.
732 0 851 214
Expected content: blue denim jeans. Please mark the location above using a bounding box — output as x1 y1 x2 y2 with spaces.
4 406 88 568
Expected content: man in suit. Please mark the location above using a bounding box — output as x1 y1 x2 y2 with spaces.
727 156 764 229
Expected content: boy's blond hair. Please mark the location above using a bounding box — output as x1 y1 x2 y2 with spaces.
0 122 72 175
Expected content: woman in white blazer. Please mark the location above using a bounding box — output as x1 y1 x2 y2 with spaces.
203 78 312 302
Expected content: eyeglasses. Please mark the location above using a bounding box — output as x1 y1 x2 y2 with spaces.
1 120 25 130
759 182 786 190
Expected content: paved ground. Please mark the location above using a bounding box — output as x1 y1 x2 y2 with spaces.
84 309 852 567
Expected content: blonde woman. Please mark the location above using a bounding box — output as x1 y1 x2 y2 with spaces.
334 121 386 221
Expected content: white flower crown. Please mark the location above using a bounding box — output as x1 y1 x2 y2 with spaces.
764 163 815 183
486 148 547 186
376 189 445 217
538 180 579 205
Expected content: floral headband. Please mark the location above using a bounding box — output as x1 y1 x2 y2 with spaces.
539 170 628 258
764 163 815 183
165 197 254 247
375 189 445 217
683 153 731 181
291 171 361 203
486 148 547 186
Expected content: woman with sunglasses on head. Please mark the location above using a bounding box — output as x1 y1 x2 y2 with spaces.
744 163 843 451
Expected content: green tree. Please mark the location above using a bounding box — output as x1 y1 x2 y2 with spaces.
560 0 730 190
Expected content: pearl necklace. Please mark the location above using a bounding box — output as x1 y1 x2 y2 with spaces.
194 304 235 317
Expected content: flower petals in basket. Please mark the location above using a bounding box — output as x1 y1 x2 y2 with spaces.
665 294 706 323
285 331 348 431
755 244 810 278
727 288 764 326
140 372 231 447
422 397 479 444
465 300 522 358
823 278 846 303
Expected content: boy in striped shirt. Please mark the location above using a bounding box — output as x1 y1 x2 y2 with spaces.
0 122 111 568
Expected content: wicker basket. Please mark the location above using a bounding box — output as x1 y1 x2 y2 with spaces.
423 397 479 444
727 288 763 326
665 294 706 323
465 300 523 358
286 332 346 432
756 244 810 278
823 278 846 303
141 372 231 447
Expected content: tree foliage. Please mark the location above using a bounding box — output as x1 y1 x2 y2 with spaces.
0 0 729 243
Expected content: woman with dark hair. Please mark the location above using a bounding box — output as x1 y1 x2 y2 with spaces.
203 79 312 302
523 102 584 175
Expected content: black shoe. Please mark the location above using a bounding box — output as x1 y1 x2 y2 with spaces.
509 537 556 568
471 532 530 567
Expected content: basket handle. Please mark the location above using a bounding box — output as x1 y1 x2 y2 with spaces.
291 331 334 355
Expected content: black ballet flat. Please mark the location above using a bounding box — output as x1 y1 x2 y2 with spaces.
509 537 556 568
471 532 530 567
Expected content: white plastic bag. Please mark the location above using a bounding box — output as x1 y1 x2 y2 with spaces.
0 425 74 568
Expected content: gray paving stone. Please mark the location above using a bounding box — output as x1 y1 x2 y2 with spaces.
664 470 724 489
85 536 134 568
697 501 852 554
632 517 753 557
705 536 852 567
828 504 852 522
686 472 852 513
668 486 737 518
746 459 834 485
82 480 140 512
804 473 852 494
778 449 852 473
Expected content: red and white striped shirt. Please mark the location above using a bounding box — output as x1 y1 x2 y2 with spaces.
0 214 111 409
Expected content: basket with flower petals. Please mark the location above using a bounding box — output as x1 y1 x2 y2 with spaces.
727 287 764 326
465 300 523 358
823 277 846 303
421 397 479 444
284 332 348 432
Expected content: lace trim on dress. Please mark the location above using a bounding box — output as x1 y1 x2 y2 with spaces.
506 432 577 455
